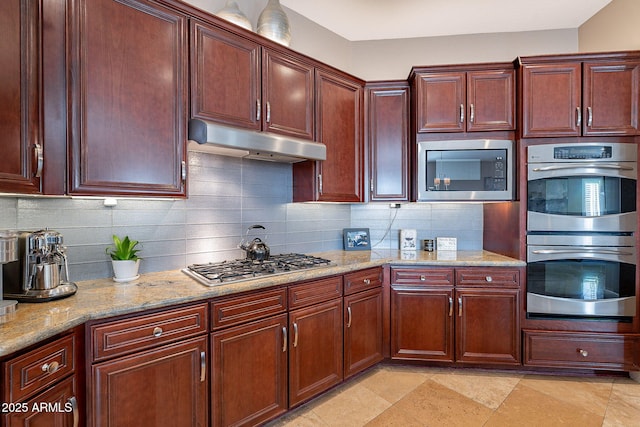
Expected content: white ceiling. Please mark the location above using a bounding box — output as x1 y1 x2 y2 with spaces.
280 0 613 41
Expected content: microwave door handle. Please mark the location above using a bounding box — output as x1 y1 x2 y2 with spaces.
532 249 634 256
532 164 634 172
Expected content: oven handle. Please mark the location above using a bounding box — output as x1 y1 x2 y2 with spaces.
531 164 634 172
532 249 634 256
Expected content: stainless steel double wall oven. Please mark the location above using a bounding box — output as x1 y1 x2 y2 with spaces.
526 142 638 320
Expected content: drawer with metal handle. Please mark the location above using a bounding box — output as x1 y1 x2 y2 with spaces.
3 334 75 403
344 267 383 295
90 303 208 362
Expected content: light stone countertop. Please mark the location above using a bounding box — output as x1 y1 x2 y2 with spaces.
0 249 524 357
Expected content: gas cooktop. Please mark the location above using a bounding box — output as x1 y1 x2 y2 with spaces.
182 253 332 286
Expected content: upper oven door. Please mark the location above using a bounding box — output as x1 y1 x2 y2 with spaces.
527 161 637 233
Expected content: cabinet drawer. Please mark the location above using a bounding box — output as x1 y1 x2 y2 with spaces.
390 268 454 286
212 288 287 330
524 331 637 371
289 276 343 309
456 268 519 287
344 267 382 295
3 334 75 403
91 303 208 362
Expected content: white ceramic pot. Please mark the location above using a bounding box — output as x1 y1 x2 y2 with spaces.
112 259 140 282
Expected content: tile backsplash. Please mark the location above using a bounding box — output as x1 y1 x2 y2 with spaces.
0 152 482 282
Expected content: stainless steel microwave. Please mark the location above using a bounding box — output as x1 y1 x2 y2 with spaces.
417 139 515 201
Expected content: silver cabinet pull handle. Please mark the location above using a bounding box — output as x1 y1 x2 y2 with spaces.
41 361 59 374
293 322 299 348
485 276 493 282
256 100 261 121
587 106 593 127
181 161 187 181
576 106 582 127
579 349 589 357
266 101 271 123
469 103 475 123
459 104 464 123
458 297 463 317
420 275 426 281
318 174 323 195
282 327 287 352
68 396 79 427
448 297 453 317
153 327 163 337
347 306 352 328
34 143 43 178
363 278 371 285
200 351 206 382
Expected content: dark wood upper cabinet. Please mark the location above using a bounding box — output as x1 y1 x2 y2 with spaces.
411 65 514 133
298 69 364 202
0 0 41 194
583 61 640 136
414 72 466 133
68 0 187 197
0 0 66 195
190 19 261 130
191 20 314 140
519 52 640 138
520 62 583 137
466 69 515 132
365 82 410 202
262 49 315 140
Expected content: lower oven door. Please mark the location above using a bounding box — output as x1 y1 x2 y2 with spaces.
526 235 637 318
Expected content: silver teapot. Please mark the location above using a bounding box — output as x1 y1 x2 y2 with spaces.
239 225 270 261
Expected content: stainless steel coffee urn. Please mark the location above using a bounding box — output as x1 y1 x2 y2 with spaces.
2 230 77 302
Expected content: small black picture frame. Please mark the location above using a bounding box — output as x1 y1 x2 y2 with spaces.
343 228 371 251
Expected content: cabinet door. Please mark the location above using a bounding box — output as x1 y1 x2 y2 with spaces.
366 83 410 201
315 69 364 202
211 314 287 427
390 287 454 362
3 376 77 427
455 288 520 365
92 336 208 427
521 63 582 137
344 288 383 379
69 0 187 197
0 0 41 194
467 70 515 131
263 49 314 140
583 61 640 136
190 19 260 130
415 72 465 132
289 298 343 407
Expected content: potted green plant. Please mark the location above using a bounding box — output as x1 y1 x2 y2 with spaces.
106 235 142 282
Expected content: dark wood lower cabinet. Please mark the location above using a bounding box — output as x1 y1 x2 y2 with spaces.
391 287 454 362
288 298 343 407
3 376 77 427
344 287 384 378
456 289 520 365
390 267 521 366
91 336 208 427
211 314 288 427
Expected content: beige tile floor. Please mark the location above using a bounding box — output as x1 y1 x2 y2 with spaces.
266 364 640 427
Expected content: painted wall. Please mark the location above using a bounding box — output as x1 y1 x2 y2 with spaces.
578 0 640 52
184 0 579 80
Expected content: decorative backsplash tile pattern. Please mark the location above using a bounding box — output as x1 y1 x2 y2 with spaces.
0 152 482 281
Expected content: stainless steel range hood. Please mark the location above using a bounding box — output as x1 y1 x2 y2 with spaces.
187 119 326 163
